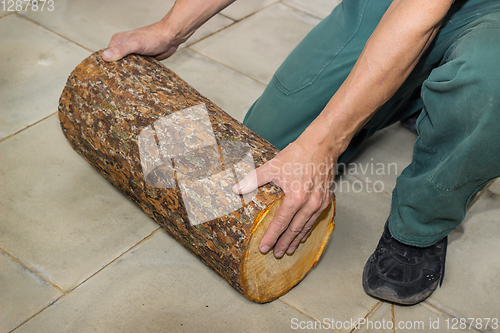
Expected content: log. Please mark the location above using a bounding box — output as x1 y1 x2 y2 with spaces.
58 51 335 303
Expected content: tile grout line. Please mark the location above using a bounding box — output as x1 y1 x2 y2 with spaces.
391 303 396 333
422 301 482 333
0 112 58 143
65 227 163 294
8 294 66 333
8 226 163 333
217 12 234 21
181 19 271 86
0 11 16 18
184 13 237 47
0 247 65 294
350 301 383 333
13 12 94 53
1 12 91 143
185 1 316 87
280 2 327 21
219 1 285 23
277 298 339 332
187 47 268 86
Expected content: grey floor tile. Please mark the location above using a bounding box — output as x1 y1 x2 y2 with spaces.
0 250 63 333
279 176 392 333
283 0 341 19
346 123 417 196
16 230 320 333
425 192 500 332
221 0 279 21
1 8 14 17
394 302 479 333
0 14 89 140
357 302 476 333
191 3 320 84
488 178 500 196
19 0 233 52
162 48 266 122
0 116 159 292
185 15 234 47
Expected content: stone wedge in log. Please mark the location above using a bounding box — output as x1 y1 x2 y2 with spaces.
58 51 335 303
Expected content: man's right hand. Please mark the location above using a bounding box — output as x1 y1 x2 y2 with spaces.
102 20 181 62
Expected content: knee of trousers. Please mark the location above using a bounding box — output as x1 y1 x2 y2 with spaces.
423 13 500 127
459 23 500 123
419 16 500 165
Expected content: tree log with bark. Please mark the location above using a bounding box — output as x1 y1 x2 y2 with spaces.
58 51 335 303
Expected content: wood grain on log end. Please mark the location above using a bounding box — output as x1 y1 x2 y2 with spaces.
242 198 335 303
58 51 335 303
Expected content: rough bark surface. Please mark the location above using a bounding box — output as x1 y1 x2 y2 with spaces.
58 51 334 302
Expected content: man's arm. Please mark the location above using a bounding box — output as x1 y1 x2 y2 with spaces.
235 0 455 258
102 0 236 61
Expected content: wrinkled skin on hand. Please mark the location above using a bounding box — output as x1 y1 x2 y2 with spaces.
234 125 338 258
102 21 182 62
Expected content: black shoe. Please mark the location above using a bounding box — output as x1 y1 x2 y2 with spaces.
400 111 421 135
362 221 447 305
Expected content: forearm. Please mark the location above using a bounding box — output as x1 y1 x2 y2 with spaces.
312 0 454 155
160 0 236 43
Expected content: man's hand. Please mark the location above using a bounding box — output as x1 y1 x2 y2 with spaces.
102 0 237 62
234 121 339 258
102 21 181 62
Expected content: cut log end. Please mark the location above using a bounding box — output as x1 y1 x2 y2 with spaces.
242 197 335 303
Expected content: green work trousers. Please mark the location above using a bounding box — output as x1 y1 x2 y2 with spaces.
243 0 500 246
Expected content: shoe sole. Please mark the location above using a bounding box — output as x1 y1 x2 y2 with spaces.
362 263 437 305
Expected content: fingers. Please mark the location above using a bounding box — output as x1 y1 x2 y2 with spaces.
102 38 133 62
287 208 323 254
104 42 177 62
102 46 124 62
154 46 178 60
272 194 323 257
261 188 331 258
284 216 313 255
301 227 314 243
232 162 272 195
102 33 130 62
258 196 299 255
299 195 331 243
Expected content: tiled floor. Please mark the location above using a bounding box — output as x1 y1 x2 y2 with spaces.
1 1 499 333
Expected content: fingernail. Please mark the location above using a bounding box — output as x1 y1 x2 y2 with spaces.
102 49 113 60
275 251 284 258
287 247 296 254
260 245 270 253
